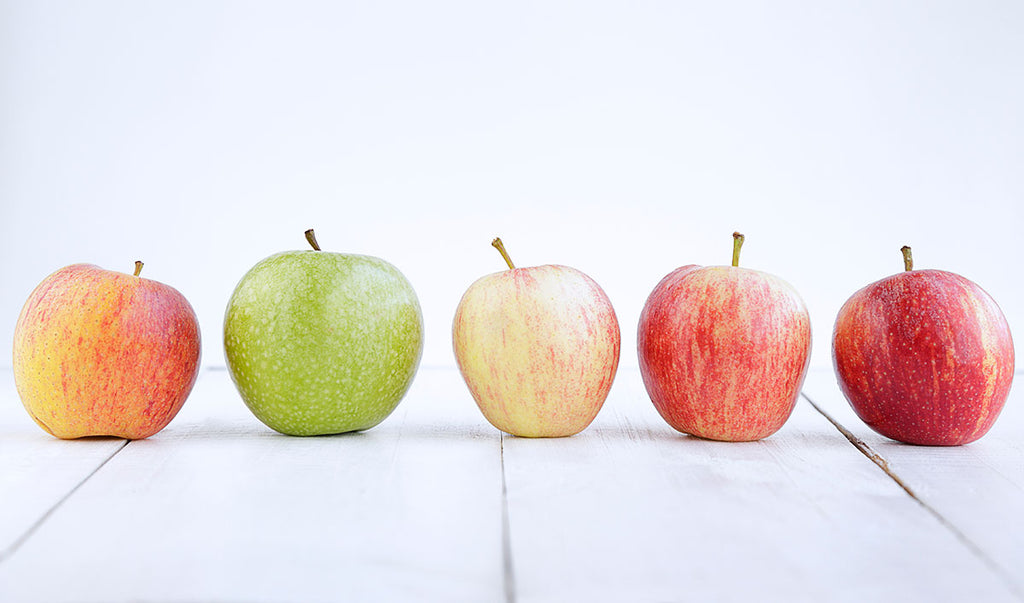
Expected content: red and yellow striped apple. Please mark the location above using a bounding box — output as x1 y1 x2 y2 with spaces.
833 246 1014 446
637 233 812 441
452 238 621 438
13 262 202 439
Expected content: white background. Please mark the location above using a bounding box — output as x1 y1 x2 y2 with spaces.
2 1 1022 371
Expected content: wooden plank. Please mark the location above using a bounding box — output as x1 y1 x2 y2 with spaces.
5 365 1022 602
502 367 1022 603
802 367 1024 598
0 370 127 560
0 367 505 603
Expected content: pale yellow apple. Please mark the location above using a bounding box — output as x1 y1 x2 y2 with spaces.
453 240 621 437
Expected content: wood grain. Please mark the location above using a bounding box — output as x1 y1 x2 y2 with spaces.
0 370 127 561
802 367 1024 599
503 368 1022 602
1 366 1021 602
0 368 505 603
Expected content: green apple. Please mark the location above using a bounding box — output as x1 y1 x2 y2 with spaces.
224 230 424 436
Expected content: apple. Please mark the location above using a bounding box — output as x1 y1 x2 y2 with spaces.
832 246 1015 446
13 261 202 439
224 230 423 436
452 238 621 437
637 232 812 441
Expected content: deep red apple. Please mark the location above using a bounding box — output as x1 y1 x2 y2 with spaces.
832 246 1014 446
637 233 812 441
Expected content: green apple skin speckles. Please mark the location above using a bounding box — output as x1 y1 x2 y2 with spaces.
224 250 424 436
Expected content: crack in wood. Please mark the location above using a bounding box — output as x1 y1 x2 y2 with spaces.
802 393 1024 602
0 439 129 564
500 433 517 603
802 394 920 499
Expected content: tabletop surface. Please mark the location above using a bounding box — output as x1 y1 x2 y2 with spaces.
1 365 1021 603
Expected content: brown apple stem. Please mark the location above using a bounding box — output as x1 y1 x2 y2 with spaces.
732 232 745 267
133 261 144 277
305 229 321 251
901 246 913 271
492 237 515 269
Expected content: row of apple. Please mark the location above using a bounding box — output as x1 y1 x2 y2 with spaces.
12 230 1015 446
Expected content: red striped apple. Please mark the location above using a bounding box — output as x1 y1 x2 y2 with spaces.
13 261 202 439
833 246 1014 446
452 238 621 437
638 233 812 441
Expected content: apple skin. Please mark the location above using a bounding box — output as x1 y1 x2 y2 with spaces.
833 268 1014 446
13 264 202 439
224 249 423 436
638 264 812 441
453 265 621 438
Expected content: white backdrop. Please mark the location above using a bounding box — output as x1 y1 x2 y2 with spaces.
2 1 1022 372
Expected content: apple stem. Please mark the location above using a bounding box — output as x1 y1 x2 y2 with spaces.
901 245 913 271
305 229 321 251
731 232 745 267
133 261 143 277
492 237 515 269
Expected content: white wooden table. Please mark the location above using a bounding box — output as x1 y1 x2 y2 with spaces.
1 366 1021 602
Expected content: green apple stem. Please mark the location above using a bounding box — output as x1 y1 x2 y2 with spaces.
492 237 515 269
133 261 143 277
901 245 913 271
305 229 321 251
732 232 745 267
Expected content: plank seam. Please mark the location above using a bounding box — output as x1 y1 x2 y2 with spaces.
802 392 1024 602
500 433 516 603
0 439 129 564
